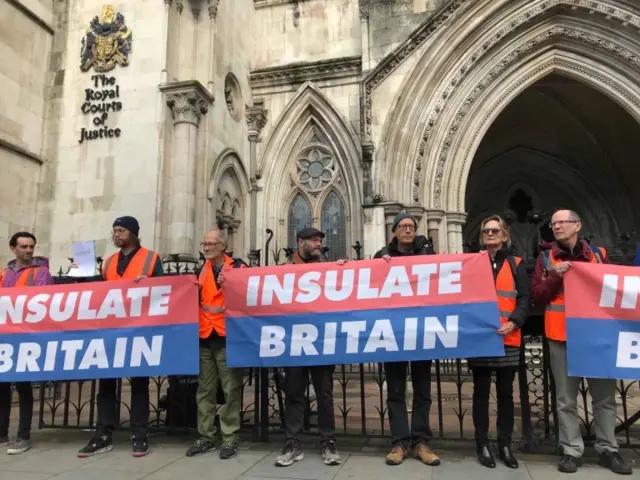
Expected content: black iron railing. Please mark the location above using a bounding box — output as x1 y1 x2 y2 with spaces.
34 231 640 450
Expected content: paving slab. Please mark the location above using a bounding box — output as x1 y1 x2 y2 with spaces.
333 453 433 480
0 444 101 474
525 460 640 480
73 444 184 475
242 451 349 479
0 472 56 480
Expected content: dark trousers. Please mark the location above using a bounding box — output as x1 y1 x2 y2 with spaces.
97 377 149 438
472 367 516 447
385 360 433 448
0 382 33 440
283 365 336 442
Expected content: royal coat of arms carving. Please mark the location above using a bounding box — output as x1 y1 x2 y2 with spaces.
80 5 132 73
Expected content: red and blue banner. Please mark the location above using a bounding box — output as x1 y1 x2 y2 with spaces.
566 262 640 379
0 276 200 382
223 253 506 368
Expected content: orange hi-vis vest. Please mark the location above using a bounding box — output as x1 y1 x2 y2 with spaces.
198 255 235 338
0 266 40 288
101 247 159 281
543 247 605 341
495 256 522 347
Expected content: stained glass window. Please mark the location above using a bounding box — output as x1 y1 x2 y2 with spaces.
287 193 312 248
321 191 346 260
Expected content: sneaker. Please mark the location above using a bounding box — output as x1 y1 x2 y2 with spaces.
186 437 216 457
557 454 581 473
219 441 237 460
0 437 8 446
385 445 408 466
132 436 149 458
7 438 32 455
78 435 113 458
275 439 304 467
321 440 342 466
414 442 440 466
598 451 633 475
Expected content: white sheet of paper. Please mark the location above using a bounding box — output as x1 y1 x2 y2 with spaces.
68 241 96 277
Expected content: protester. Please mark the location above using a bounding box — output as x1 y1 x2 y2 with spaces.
470 216 530 469
374 212 440 467
275 227 342 467
185 229 245 460
531 209 632 475
78 216 163 458
0 232 55 455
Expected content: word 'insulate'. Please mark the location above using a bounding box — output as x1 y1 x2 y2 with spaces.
259 316 459 358
247 263 463 306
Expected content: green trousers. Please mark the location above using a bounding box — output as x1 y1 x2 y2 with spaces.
196 333 243 444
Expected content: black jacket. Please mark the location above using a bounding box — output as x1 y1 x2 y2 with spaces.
373 235 435 258
488 246 531 328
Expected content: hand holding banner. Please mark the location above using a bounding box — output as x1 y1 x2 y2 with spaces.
223 253 506 368
565 262 640 379
0 276 200 382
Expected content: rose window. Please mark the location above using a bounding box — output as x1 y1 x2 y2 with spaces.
297 148 334 189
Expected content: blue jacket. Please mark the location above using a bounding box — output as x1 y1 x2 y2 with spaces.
635 242 640 266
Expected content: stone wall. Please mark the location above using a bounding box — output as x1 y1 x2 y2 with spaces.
0 0 53 267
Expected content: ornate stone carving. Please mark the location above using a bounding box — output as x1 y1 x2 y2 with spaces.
362 141 375 203
296 146 336 191
160 80 215 127
359 0 370 19
363 0 640 141
175 0 184 14
246 100 268 137
251 56 362 89
208 0 219 18
420 24 640 209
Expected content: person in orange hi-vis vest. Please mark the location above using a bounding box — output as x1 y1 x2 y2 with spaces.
184 229 245 460
468 216 530 470
532 209 631 475
0 232 55 455
78 216 163 460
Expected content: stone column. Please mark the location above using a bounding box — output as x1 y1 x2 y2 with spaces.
246 100 268 265
359 0 371 71
160 80 215 259
426 209 445 253
446 212 468 254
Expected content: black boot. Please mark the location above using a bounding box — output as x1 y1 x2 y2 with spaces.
498 445 518 469
476 445 496 468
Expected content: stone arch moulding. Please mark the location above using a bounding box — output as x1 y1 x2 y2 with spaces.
374 0 640 211
259 81 363 247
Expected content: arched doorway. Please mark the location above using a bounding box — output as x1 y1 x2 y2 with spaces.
463 73 640 262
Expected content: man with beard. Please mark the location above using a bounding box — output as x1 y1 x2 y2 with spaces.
78 216 163 458
275 227 342 468
0 232 55 455
374 212 440 467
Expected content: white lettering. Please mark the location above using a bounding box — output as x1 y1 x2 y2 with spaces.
44 341 58 371
404 317 418 351
356 269 379 299
16 343 41 372
113 337 127 368
424 315 459 349
261 274 295 305
599 274 619 308
60 340 84 370
78 339 109 369
379 267 412 298
149 286 171 315
97 289 126 318
438 263 462 294
324 270 355 301
323 322 337 355
0 344 13 373
49 292 78 322
259 326 286 357
246 276 261 307
617 332 640 368
25 294 50 323
363 319 399 353
621 276 640 309
130 336 163 367
296 272 322 303
341 321 367 354
411 264 438 295
291 324 319 356
77 291 97 320
126 287 150 317
0 295 26 324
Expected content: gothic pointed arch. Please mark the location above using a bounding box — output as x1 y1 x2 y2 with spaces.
208 148 251 257
259 81 363 253
374 0 640 219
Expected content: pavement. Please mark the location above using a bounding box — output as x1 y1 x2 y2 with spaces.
2 430 640 480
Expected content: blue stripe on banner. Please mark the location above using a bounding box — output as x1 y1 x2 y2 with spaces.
0 324 200 382
226 302 505 367
567 318 640 379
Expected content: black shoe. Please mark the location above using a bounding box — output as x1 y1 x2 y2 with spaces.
78 435 114 458
598 451 633 475
219 442 237 460
132 436 149 457
476 445 495 468
321 440 342 466
558 454 580 473
186 437 216 457
498 445 518 469
275 439 304 467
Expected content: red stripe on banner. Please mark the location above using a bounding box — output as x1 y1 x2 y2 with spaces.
565 262 640 321
223 253 497 317
0 276 200 334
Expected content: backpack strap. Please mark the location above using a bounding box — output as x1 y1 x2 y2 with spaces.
231 258 246 268
541 250 550 273
589 245 604 263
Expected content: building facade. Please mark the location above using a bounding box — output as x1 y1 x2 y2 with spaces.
1 0 639 270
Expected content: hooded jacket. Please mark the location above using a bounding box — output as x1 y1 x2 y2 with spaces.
1 256 55 288
373 235 435 258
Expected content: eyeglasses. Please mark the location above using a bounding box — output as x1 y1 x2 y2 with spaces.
200 241 223 248
481 228 502 235
549 220 578 228
397 224 415 232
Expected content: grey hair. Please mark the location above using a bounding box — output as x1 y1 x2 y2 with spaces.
210 229 228 245
568 210 581 222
